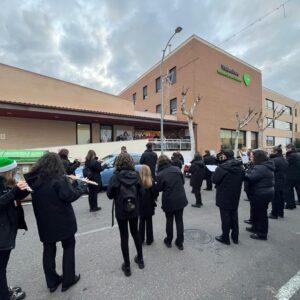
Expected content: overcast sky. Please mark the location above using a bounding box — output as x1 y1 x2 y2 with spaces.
0 0 299 100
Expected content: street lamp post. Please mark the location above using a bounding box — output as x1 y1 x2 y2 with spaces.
160 26 182 155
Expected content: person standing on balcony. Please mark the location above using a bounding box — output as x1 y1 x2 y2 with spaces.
140 143 158 179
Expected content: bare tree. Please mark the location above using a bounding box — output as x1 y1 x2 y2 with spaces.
256 106 286 148
181 87 202 155
234 108 257 157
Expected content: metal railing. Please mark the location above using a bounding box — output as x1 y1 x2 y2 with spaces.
150 139 191 151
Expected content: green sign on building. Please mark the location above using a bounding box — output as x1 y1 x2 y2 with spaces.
243 73 251 86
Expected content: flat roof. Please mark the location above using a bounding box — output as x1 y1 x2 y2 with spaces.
119 34 261 95
263 86 299 104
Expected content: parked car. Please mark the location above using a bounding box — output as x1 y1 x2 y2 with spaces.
183 163 191 177
75 153 142 188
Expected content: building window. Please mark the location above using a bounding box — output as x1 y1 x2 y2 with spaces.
275 137 292 146
295 123 298 132
132 93 136 105
295 109 298 117
156 104 161 113
274 120 292 131
220 129 246 149
265 98 274 110
266 117 274 128
76 123 91 145
143 86 148 100
170 98 177 115
251 132 258 149
266 136 275 147
155 77 161 93
284 106 292 115
100 125 113 143
168 67 176 84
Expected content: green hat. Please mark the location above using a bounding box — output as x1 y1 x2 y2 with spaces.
0 157 17 173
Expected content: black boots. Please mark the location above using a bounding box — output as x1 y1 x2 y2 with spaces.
61 274 81 292
191 203 202 208
250 233 267 240
122 264 131 277
215 235 230 245
134 256 145 269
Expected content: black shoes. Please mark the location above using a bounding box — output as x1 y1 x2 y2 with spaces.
268 213 278 219
191 203 202 208
134 256 145 269
175 241 184 250
61 274 81 292
246 227 256 233
244 219 253 225
49 276 62 293
250 233 267 241
164 238 172 248
285 205 296 210
90 207 101 212
215 235 230 245
146 240 153 246
231 237 239 244
121 263 131 277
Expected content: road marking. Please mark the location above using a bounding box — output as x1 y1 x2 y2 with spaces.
275 271 300 300
76 225 118 237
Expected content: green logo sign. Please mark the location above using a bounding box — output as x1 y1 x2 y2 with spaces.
243 73 251 86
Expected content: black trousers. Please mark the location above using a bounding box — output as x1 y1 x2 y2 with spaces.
285 179 298 208
165 209 184 246
271 190 285 217
206 174 212 190
88 185 98 210
0 250 11 300
252 200 269 237
219 208 239 241
117 217 143 266
139 217 154 244
194 187 202 205
43 236 76 288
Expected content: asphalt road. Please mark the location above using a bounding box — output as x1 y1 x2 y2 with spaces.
8 180 300 300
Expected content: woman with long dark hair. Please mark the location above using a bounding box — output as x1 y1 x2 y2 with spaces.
107 153 144 277
25 153 87 293
84 150 103 212
244 150 275 240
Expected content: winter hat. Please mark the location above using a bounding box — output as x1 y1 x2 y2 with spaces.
0 157 17 173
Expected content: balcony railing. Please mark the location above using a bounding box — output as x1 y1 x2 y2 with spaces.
150 139 191 151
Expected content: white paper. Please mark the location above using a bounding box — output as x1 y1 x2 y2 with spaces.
206 165 218 172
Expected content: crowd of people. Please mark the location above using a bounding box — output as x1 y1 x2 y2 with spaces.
0 142 299 299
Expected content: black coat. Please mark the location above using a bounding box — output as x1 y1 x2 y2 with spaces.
140 150 158 179
212 159 244 210
244 160 275 203
107 170 140 220
25 172 85 243
59 154 80 175
204 154 217 178
0 176 28 251
286 150 300 182
189 160 206 189
84 159 103 187
157 163 188 213
271 154 288 191
139 183 159 218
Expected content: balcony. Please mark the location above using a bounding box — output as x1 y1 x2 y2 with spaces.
150 139 191 151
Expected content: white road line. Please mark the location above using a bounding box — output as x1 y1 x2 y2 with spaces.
275 271 300 300
76 225 118 237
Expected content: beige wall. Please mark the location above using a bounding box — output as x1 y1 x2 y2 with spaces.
120 36 262 152
0 63 134 115
0 117 76 149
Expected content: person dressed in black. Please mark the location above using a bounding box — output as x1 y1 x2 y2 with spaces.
285 144 300 209
189 153 206 208
138 165 158 245
84 150 104 212
25 153 87 293
269 146 288 219
157 155 188 250
171 152 183 170
0 157 28 300
107 153 144 277
212 150 244 245
140 142 158 179
58 149 80 176
203 150 217 190
244 150 275 240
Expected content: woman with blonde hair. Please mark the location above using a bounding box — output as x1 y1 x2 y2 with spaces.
138 165 158 246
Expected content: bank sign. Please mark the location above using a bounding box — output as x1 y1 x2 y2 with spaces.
217 64 251 86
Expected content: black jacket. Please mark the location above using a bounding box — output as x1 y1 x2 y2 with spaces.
244 160 275 202
204 154 217 177
84 159 103 186
189 160 206 189
139 183 159 218
0 176 28 251
212 159 244 210
25 172 85 243
59 154 80 175
157 163 188 213
271 154 288 191
107 170 140 220
140 150 158 179
286 150 300 182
